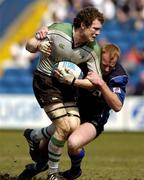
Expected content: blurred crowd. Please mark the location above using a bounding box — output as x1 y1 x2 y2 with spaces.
42 0 144 28
1 0 144 95
42 0 144 96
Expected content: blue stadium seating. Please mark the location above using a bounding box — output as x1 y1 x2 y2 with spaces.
99 19 144 54
0 68 33 94
0 0 34 38
4 68 31 77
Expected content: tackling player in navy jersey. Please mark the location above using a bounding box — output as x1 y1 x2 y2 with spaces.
56 43 128 179
18 44 128 180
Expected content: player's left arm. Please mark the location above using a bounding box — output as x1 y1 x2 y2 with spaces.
53 65 97 90
73 78 95 90
53 67 95 89
98 80 123 112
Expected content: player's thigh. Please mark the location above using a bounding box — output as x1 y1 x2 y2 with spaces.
45 102 80 131
44 103 71 140
68 122 97 150
68 116 80 133
44 102 67 120
64 102 80 132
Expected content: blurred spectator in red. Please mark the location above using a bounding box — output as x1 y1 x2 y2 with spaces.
126 47 144 95
122 47 142 73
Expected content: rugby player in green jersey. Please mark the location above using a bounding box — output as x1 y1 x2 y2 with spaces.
19 7 104 180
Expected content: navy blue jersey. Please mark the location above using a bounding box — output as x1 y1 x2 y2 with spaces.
78 63 128 126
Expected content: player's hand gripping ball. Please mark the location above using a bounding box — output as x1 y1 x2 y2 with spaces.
53 61 84 85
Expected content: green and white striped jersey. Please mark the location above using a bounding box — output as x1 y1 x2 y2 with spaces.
37 23 102 77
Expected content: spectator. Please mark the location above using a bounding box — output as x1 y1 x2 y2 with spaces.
11 39 37 68
42 0 68 25
122 47 141 74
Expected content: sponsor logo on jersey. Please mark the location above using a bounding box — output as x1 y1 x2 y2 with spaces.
59 43 65 49
113 87 121 93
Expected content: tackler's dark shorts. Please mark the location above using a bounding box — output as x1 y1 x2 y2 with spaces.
79 112 106 138
77 89 109 138
33 70 78 108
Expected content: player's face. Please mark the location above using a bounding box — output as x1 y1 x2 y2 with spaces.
83 19 102 42
101 52 117 75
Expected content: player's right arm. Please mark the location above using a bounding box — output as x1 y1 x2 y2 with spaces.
87 71 127 112
26 37 52 55
35 26 48 40
26 37 40 53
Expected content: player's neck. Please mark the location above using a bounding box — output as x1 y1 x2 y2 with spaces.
73 29 86 48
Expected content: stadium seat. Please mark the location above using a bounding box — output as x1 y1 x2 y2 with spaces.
0 68 33 94
3 68 31 78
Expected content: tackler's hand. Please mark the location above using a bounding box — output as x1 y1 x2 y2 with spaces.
86 71 103 87
53 68 76 85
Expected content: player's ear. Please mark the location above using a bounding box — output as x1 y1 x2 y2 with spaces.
81 22 85 30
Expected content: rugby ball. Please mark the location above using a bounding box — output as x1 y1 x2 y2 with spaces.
53 61 84 79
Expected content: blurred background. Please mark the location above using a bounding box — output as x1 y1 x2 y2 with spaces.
0 0 144 131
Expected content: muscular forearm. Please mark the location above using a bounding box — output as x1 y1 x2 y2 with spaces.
74 78 95 90
99 81 122 112
26 37 40 53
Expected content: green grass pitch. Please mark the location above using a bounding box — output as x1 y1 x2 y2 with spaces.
0 130 144 180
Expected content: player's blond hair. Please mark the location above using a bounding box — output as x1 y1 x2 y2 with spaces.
102 44 121 60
